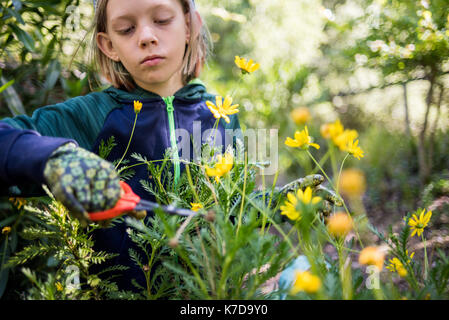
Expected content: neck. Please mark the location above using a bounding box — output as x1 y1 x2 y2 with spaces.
135 75 184 98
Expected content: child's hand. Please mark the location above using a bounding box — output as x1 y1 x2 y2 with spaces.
43 143 121 226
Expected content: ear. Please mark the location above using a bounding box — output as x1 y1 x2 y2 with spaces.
96 32 120 62
185 10 203 43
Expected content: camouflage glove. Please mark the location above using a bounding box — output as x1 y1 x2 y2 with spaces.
43 143 121 226
278 174 343 220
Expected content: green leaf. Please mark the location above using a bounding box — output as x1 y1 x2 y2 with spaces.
43 60 60 91
0 264 10 299
5 7 24 25
0 79 14 94
8 23 35 52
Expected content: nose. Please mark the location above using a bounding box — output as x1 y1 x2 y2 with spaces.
138 25 158 48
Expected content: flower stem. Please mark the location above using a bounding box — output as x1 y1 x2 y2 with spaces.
231 180 299 255
329 142 338 179
185 164 201 204
422 234 428 281
307 150 335 189
307 149 364 248
115 113 138 170
336 241 352 300
0 233 9 274
208 118 220 156
236 152 248 237
336 153 350 195
311 150 331 175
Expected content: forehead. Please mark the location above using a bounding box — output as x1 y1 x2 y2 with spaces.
108 0 182 22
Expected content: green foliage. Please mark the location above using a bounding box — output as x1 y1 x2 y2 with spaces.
0 0 96 118
1 186 129 299
1 0 448 301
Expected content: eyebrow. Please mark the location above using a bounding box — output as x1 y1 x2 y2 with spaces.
110 4 174 24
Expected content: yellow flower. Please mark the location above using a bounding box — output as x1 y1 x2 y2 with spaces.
206 95 239 124
327 212 353 238
386 258 408 277
290 270 322 295
55 282 64 292
358 246 385 271
2 226 11 235
328 119 344 141
280 193 301 221
9 197 26 209
280 187 321 221
284 126 320 150
290 107 311 125
133 100 143 114
408 209 432 237
205 152 234 182
346 139 365 160
320 123 332 139
386 251 414 277
334 129 358 151
190 202 203 212
234 56 260 74
324 120 361 153
297 186 322 205
338 168 366 198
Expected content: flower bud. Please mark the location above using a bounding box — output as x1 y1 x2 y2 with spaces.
206 210 216 222
2 226 11 235
290 107 311 125
339 168 366 198
327 212 353 238
134 100 143 114
169 238 179 248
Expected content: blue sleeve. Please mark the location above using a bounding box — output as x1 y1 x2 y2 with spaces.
0 92 115 194
0 122 76 187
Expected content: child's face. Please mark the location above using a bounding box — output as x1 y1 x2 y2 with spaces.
97 0 190 95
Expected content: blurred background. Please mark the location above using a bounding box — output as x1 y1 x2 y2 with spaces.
0 0 448 230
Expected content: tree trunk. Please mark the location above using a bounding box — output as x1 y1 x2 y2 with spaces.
403 83 412 138
417 74 436 185
428 84 444 175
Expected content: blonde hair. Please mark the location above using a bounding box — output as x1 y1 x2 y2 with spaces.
87 0 211 91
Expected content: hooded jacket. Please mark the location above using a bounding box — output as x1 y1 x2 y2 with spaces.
0 79 241 291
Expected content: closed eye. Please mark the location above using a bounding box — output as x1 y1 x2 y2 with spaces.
155 17 173 25
120 26 135 34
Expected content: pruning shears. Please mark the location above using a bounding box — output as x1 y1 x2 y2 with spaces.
88 181 196 221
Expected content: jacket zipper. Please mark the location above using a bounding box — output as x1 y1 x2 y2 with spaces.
162 96 180 185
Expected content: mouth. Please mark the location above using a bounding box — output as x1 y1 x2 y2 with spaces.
141 55 164 66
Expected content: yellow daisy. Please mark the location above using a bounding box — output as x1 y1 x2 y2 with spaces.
280 187 321 221
284 126 320 150
206 96 239 124
190 202 203 212
234 56 260 74
408 209 432 237
346 139 365 160
205 152 234 182
290 271 322 294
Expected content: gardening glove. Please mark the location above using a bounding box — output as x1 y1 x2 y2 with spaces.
43 142 122 227
278 174 343 220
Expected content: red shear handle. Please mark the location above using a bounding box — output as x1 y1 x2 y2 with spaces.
88 181 141 221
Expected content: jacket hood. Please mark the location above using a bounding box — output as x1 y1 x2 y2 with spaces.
103 78 208 103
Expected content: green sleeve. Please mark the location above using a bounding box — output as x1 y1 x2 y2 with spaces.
1 91 119 151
